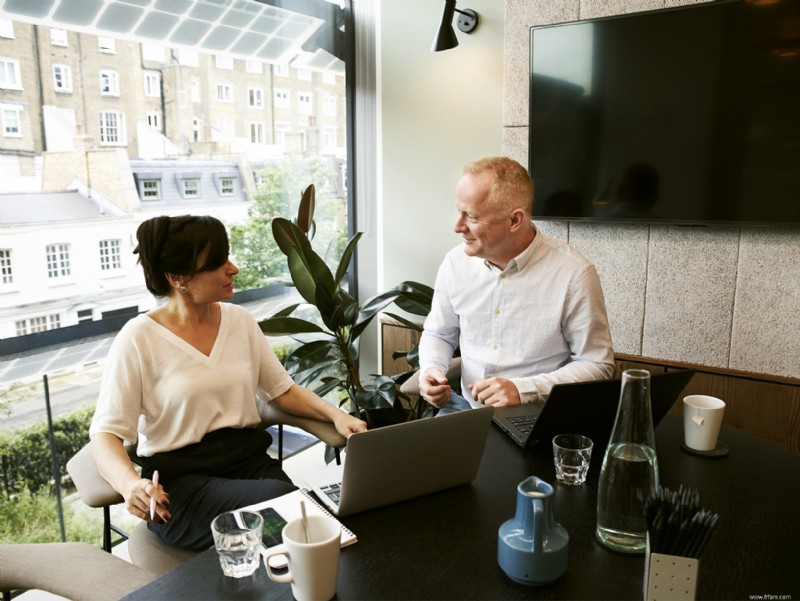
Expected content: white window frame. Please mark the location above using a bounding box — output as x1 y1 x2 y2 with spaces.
324 126 337 148
215 54 234 70
46 243 71 279
298 92 313 114
216 83 233 102
249 87 264 108
323 71 336 85
193 117 201 141
99 239 122 271
141 44 164 62
146 111 161 131
99 110 126 145
245 59 263 74
1 104 22 137
0 248 13 285
16 314 61 336
215 119 234 137
273 64 289 77
0 57 22 90
0 19 14 39
50 28 68 46
274 88 289 108
275 121 290 145
144 71 161 97
179 48 198 67
297 69 312 81
53 64 73 93
139 178 162 200
100 69 120 96
98 36 116 53
324 94 336 116
250 122 264 144
181 178 200 198
219 177 236 196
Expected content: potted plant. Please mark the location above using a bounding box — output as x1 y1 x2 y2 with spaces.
258 184 434 430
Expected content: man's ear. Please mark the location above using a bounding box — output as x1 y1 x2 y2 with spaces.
508 208 526 231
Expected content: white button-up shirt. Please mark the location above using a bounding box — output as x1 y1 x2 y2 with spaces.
419 228 614 404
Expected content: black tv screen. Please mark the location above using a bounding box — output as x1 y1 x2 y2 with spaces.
529 0 800 226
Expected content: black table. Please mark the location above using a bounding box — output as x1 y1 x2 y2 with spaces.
123 416 800 600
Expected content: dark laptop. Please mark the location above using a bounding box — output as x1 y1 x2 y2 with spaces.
492 369 695 450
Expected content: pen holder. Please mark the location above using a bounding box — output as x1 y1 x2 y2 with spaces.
643 537 698 601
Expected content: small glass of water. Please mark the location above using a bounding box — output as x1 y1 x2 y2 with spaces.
552 434 593 486
211 510 264 578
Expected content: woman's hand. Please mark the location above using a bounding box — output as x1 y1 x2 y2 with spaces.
122 476 171 524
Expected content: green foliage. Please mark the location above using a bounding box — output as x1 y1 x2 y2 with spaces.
0 405 94 498
229 156 347 291
258 184 435 427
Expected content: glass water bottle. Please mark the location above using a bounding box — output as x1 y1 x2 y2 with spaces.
596 369 660 553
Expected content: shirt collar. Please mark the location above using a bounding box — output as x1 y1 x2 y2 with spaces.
495 223 541 273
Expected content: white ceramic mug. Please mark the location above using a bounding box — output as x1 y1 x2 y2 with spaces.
264 514 341 601
683 395 725 451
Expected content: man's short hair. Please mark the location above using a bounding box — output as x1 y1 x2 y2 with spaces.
463 157 533 215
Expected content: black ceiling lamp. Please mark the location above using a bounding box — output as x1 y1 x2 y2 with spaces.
431 0 480 52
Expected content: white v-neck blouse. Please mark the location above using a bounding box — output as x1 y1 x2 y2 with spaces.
90 302 294 457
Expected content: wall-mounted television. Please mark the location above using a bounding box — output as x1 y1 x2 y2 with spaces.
529 0 800 226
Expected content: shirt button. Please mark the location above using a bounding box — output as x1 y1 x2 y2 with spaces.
495 309 501 315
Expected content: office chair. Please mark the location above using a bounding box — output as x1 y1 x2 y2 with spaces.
66 400 347 576
0 542 154 601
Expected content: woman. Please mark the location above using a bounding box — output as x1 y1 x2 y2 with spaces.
90 215 366 550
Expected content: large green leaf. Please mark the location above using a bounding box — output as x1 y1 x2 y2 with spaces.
382 312 423 332
297 184 316 236
287 245 335 305
272 303 303 318
258 316 326 336
334 232 362 288
283 339 338 373
330 289 359 330
314 283 337 331
393 281 434 315
360 288 403 320
272 218 311 256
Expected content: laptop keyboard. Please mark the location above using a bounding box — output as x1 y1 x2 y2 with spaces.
508 415 537 434
320 482 342 505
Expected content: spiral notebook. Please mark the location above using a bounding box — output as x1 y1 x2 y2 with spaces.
241 488 357 549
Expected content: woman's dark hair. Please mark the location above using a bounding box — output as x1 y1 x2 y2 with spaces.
134 215 229 297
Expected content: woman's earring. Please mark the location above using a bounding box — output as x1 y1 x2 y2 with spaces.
179 284 187 293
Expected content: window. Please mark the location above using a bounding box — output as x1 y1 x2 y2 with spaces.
323 71 336 85
179 49 198 67
214 119 234 137
274 89 289 108
191 78 200 102
53 64 73 93
297 69 312 81
250 122 264 144
219 177 236 196
245 60 263 74
16 314 61 335
139 178 161 199
144 71 161 97
77 309 93 323
99 111 126 145
216 83 233 102
215 54 234 70
141 44 164 62
273 64 289 77
324 94 336 116
248 87 263 108
0 57 22 90
324 127 337 147
100 70 119 96
50 28 68 46
181 178 200 198
1 104 22 137
192 117 201 142
46 243 71 279
99 239 122 271
98 36 116 53
0 249 13 284
298 92 313 114
275 122 290 145
146 111 161 131
0 19 14 39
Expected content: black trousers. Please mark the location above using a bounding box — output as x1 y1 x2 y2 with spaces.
138 427 297 550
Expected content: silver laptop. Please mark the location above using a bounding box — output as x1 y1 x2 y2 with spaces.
302 406 494 516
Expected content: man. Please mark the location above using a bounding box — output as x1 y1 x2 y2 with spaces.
418 157 614 413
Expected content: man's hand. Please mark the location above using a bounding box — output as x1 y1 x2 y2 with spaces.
419 369 452 408
468 377 521 407
333 412 367 438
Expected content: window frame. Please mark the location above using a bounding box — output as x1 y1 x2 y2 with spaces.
0 57 22 90
53 64 73 93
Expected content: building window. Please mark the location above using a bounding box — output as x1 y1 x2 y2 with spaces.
0 19 14 39
216 83 233 102
98 36 116 53
245 60 263 74
140 178 161 199
146 111 161 131
1 104 22 137
99 111 126 145
50 28 68 46
16 314 61 336
53 64 73 93
141 44 164 62
214 119 234 137
0 57 22 90
274 89 289 108
0 248 13 284
215 54 234 70
324 94 336 116
46 243 71 279
250 122 264 144
100 69 119 96
298 92 313 114
179 48 198 67
182 178 200 198
248 87 263 108
275 122 290 145
219 177 236 196
297 69 312 81
144 71 161 97
273 64 289 77
324 127 337 147
323 71 336 85
77 309 94 323
193 117 201 142
99 239 122 271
